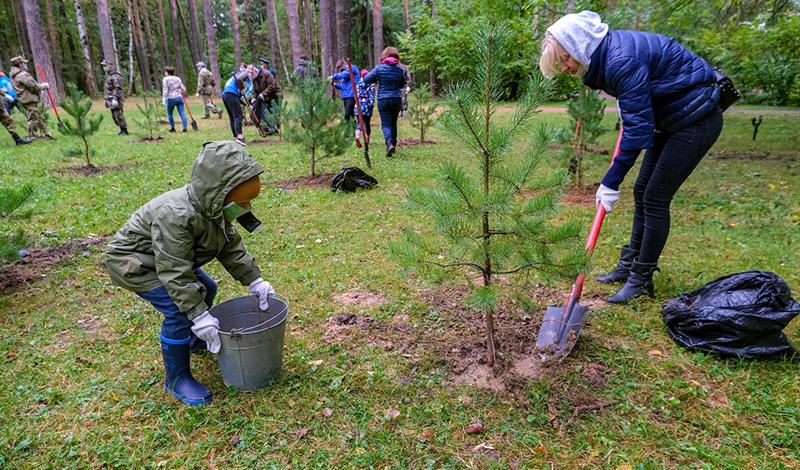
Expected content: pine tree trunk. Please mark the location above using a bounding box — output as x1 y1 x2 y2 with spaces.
265 0 278 66
74 0 98 98
202 0 221 96
372 0 383 67
318 0 335 79
303 0 313 58
335 0 351 62
61 0 84 94
158 0 172 65
130 0 153 92
271 3 291 84
12 0 33 61
175 0 197 79
186 0 205 65
168 0 185 79
95 0 119 74
230 0 242 66
429 0 436 95
242 0 255 63
286 0 302 68
402 0 409 30
43 0 64 96
366 3 372 69
127 1 136 95
23 0 60 104
139 0 161 90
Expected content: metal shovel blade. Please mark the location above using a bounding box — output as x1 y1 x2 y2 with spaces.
536 303 589 362
191 119 198 131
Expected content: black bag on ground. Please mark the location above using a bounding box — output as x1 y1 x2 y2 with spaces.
661 271 799 360
330 167 378 192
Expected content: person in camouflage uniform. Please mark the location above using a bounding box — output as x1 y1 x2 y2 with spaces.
400 63 412 117
195 61 223 119
102 60 128 136
9 56 53 139
0 85 31 145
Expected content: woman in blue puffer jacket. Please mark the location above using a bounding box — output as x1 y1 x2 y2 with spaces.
361 47 407 158
540 11 724 304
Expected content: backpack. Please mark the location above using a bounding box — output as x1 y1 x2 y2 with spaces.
330 167 378 192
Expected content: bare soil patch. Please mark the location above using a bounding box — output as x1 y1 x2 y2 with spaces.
331 291 388 307
562 183 600 206
273 173 334 192
397 137 436 149
247 139 286 146
48 164 134 177
127 138 165 143
0 236 109 293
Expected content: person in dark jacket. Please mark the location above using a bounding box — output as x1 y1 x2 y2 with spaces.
106 141 277 405
251 64 282 135
361 47 407 158
330 59 360 123
540 11 724 304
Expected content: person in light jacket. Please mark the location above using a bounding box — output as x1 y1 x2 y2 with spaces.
162 66 188 133
540 11 724 303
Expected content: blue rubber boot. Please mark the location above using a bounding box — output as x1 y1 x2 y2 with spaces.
160 336 213 406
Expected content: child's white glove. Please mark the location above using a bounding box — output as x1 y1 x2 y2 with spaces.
191 311 221 353
248 278 275 310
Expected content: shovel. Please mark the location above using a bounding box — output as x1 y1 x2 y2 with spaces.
181 94 198 131
231 72 268 138
537 126 623 361
36 63 63 129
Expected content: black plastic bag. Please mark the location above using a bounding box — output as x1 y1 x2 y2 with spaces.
661 271 799 360
330 167 378 192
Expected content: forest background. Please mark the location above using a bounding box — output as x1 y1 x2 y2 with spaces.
1 0 799 106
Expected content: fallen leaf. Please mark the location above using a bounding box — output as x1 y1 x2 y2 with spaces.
471 441 495 453
533 446 546 455
231 435 240 448
465 420 487 434
322 407 333 417
295 428 309 439
616 466 633 470
460 395 473 405
123 409 134 418
384 408 401 422
419 429 433 442
647 350 663 357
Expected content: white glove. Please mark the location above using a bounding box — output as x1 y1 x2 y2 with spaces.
111 99 119 108
40 82 49 90
595 184 620 212
195 92 199 97
405 87 410 93
248 278 275 310
191 311 221 354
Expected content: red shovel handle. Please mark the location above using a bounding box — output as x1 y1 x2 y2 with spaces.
180 94 195 120
346 59 369 144
36 63 61 122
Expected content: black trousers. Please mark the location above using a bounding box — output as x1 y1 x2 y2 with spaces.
629 106 724 264
377 97 402 149
222 92 244 137
343 97 356 122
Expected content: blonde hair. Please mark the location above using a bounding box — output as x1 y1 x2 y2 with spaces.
539 33 568 78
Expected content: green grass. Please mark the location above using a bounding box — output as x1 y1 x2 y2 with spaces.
1 97 799 469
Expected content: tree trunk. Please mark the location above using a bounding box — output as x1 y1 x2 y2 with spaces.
176 0 199 76
242 0 255 63
286 0 302 69
403 0 409 30
186 0 205 66
127 1 136 95
130 0 153 92
61 0 84 94
96 0 119 74
140 0 161 90
12 0 33 61
372 0 383 67
319 0 335 78
265 0 278 66
202 0 221 96
429 0 436 95
271 3 291 84
168 0 185 80
335 0 351 62
43 0 64 96
74 0 98 98
23 0 60 104
366 1 372 69
158 0 172 65
303 0 313 58
230 0 242 66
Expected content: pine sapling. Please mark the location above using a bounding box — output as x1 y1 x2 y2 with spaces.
134 91 163 141
0 183 34 265
558 86 605 186
390 27 585 366
408 89 438 142
282 75 350 178
58 83 104 168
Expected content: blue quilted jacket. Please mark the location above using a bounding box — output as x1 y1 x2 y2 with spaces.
332 64 360 99
582 30 720 189
362 62 406 100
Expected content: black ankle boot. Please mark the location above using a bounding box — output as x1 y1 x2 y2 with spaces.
12 133 31 145
606 259 660 304
595 245 638 283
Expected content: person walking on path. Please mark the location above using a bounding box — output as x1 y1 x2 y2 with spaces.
221 68 255 145
106 141 278 406
540 11 724 303
9 56 54 139
361 47 407 158
101 60 128 136
162 66 188 133
0 85 31 145
250 64 282 135
330 59 360 123
195 61 223 119
354 69 375 148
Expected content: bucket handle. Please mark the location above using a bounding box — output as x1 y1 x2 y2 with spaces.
227 294 289 335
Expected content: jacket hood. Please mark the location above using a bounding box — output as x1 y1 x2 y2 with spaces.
189 141 264 220
381 57 400 65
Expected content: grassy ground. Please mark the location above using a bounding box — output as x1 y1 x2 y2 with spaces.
1 96 799 469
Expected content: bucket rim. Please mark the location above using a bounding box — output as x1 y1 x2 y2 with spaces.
212 294 289 336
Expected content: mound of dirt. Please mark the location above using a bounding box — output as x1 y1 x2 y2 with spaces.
0 236 109 292
274 173 334 192
247 139 286 145
127 138 164 143
562 183 600 206
397 137 436 149
331 291 388 307
49 164 128 177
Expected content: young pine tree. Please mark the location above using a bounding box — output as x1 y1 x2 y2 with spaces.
390 27 585 366
282 76 350 178
58 83 104 168
558 86 605 186
134 91 163 140
0 184 34 265
408 89 438 142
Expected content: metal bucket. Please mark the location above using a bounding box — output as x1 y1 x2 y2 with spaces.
208 295 288 391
